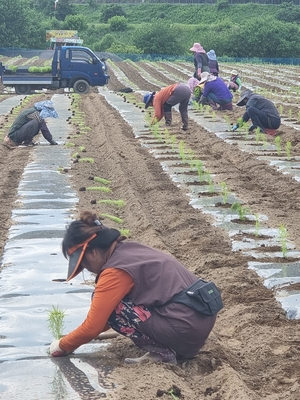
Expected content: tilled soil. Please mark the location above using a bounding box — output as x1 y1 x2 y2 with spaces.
0 58 300 399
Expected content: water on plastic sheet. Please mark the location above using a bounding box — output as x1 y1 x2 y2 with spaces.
0 95 113 400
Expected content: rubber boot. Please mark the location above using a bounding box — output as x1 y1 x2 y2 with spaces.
164 112 172 126
181 115 188 131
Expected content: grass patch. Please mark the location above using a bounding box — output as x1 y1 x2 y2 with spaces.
100 214 124 224
86 186 111 192
94 176 111 185
79 157 95 163
97 199 125 207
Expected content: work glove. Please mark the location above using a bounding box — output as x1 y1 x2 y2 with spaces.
197 68 201 78
231 124 239 132
49 339 69 357
49 139 58 145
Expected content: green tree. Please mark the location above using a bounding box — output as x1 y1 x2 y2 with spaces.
0 0 45 48
101 5 126 23
107 43 143 54
88 0 98 11
93 34 115 51
109 16 128 32
133 22 184 55
276 2 300 23
31 0 73 21
63 14 87 31
223 17 300 58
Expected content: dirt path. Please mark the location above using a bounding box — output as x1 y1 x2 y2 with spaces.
0 57 300 399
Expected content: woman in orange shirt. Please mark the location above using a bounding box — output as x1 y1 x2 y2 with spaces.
50 211 219 364
143 83 191 131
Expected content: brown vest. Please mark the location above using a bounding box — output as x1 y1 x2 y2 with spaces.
100 241 198 306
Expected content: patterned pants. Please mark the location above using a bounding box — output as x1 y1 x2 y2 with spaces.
107 296 175 362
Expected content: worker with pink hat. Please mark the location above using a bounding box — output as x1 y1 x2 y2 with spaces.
189 42 210 80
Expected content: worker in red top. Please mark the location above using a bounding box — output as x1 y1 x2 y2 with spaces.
143 83 191 131
49 210 219 364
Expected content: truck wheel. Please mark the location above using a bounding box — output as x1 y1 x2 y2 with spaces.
15 84 31 95
73 80 90 94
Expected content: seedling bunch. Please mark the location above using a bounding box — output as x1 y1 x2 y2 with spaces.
286 141 292 160
47 305 66 340
220 182 229 204
231 202 250 221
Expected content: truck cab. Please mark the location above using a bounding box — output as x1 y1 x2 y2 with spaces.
53 46 109 93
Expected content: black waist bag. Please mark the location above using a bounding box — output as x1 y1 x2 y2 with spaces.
165 279 223 316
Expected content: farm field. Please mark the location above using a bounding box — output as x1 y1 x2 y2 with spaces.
0 55 300 399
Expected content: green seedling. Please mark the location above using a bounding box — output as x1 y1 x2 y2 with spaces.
158 385 181 400
97 199 125 208
192 100 200 111
79 157 94 163
119 228 130 237
255 127 261 144
254 213 260 237
208 178 215 193
275 136 281 155
86 186 111 192
196 160 204 182
237 117 246 131
231 202 250 221
72 152 79 159
245 128 249 140
223 115 232 131
260 133 267 149
286 141 292 160
100 214 123 224
170 135 177 151
278 224 288 258
94 176 111 185
179 140 186 162
65 142 75 147
205 171 215 193
47 305 66 340
288 109 293 119
163 128 171 144
151 123 160 140
79 146 86 152
220 182 229 204
185 148 194 160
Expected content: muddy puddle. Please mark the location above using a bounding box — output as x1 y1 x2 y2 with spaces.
101 88 300 319
0 94 115 399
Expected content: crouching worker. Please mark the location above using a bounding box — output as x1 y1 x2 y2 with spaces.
3 100 58 149
227 70 242 92
143 83 191 131
199 72 233 110
231 89 281 136
49 211 222 364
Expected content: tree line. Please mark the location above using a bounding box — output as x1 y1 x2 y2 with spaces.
1 0 300 58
